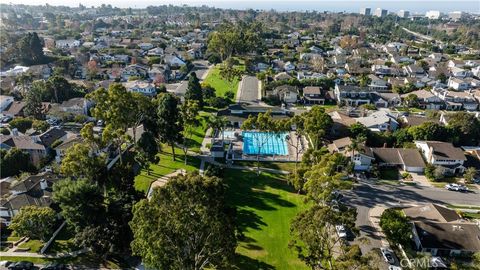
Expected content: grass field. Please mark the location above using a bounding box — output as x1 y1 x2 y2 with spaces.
203 61 245 98
18 239 43 253
224 169 309 270
188 112 209 153
134 146 201 193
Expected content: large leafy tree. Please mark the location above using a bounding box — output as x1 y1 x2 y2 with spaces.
446 112 480 145
290 204 360 270
0 148 34 178
408 122 450 141
53 178 106 231
156 93 183 161
379 208 412 246
303 106 333 150
184 72 203 107
60 143 106 181
130 173 236 270
135 131 159 175
24 81 44 119
9 205 56 241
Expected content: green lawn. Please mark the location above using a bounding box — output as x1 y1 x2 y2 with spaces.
46 225 77 254
188 113 209 153
134 146 201 193
18 239 44 253
224 169 309 270
203 62 244 98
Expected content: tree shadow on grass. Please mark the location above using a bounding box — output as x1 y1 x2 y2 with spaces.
232 253 275 270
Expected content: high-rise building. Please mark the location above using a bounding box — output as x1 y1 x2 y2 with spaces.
374 8 388 17
360 7 371 16
425 10 442 19
397 10 410 18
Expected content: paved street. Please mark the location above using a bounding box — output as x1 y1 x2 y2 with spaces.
343 180 480 254
237 75 260 102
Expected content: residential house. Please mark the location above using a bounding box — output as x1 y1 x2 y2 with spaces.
448 77 470 90
371 65 392 76
327 137 375 171
138 42 154 51
147 47 164 56
273 85 299 104
355 110 399 132
368 75 388 91
164 54 186 68
0 172 59 225
0 135 47 166
122 64 148 80
123 81 157 97
55 39 81 49
329 111 356 137
400 115 439 128
274 72 293 81
0 95 14 111
373 92 401 108
217 102 289 128
334 85 373 107
39 127 68 149
283 61 295 72
415 141 467 174
372 148 426 172
404 64 425 77
433 89 478 111
49 98 92 116
302 86 324 105
54 136 82 163
411 221 480 256
449 66 471 78
401 90 443 110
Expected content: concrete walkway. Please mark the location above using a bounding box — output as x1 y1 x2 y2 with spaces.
0 248 88 259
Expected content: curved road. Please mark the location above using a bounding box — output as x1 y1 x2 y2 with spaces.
343 180 480 253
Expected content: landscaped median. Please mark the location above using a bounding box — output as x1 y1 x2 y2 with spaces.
202 59 245 98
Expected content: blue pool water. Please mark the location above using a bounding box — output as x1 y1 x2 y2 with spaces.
242 131 288 155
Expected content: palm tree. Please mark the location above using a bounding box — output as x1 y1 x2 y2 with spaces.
347 135 367 168
207 115 229 145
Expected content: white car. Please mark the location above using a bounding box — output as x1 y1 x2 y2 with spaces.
335 225 347 238
380 247 396 265
445 183 468 192
388 266 402 270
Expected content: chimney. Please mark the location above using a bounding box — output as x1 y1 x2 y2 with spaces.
383 143 387 148
11 128 18 136
40 179 48 190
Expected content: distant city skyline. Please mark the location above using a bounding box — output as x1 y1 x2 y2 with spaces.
6 0 480 13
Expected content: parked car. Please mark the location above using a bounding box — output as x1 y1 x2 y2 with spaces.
8 261 34 270
388 266 402 270
445 183 468 192
335 225 347 239
41 262 69 270
0 261 13 267
380 248 396 265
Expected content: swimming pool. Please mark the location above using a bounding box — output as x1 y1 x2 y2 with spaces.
242 131 288 155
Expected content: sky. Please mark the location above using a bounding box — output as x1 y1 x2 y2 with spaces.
6 0 480 13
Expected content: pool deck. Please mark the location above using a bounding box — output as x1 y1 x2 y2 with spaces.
222 130 308 162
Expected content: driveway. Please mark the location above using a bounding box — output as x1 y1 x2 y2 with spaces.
237 75 260 103
343 180 480 254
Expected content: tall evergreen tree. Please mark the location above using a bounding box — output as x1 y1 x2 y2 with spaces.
156 93 183 161
184 72 203 107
